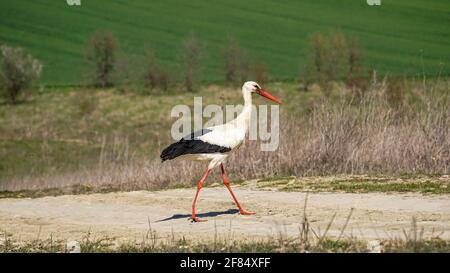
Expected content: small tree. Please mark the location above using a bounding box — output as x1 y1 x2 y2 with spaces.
301 32 327 92
158 68 170 91
300 31 362 95
251 61 269 85
143 47 171 92
345 37 368 98
144 47 160 90
221 35 250 86
0 45 42 104
177 33 206 92
86 30 117 88
325 31 348 85
346 37 365 80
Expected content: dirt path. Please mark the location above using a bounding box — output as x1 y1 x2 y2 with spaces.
1 183 449 243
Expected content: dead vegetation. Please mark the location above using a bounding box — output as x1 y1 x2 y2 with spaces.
177 32 207 92
0 45 42 104
1 77 448 192
85 30 118 88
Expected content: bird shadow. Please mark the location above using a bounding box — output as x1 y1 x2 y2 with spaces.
155 209 239 222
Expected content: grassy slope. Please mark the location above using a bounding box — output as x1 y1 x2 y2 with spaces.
1 79 448 184
0 0 449 85
0 83 312 180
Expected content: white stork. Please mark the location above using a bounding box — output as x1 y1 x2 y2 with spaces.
161 81 282 222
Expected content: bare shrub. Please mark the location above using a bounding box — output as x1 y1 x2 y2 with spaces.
251 61 269 85
301 32 327 92
221 35 250 86
347 37 365 80
345 37 369 99
157 69 170 92
86 30 117 88
143 48 159 90
222 35 269 85
301 31 366 95
177 33 206 92
143 47 171 92
324 32 348 85
0 45 42 104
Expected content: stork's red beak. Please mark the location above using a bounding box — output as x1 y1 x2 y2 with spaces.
257 89 283 104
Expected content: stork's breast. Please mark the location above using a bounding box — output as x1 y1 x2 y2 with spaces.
199 127 246 150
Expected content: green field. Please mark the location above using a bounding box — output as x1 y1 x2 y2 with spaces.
1 0 449 85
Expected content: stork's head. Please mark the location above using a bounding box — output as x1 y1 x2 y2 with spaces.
242 81 283 104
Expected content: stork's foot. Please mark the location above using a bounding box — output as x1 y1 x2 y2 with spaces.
191 216 207 222
239 210 255 215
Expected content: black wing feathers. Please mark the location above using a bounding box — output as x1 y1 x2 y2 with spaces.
160 129 231 162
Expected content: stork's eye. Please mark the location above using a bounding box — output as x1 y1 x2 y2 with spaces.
254 85 258 89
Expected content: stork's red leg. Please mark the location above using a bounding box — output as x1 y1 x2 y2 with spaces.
191 168 211 222
220 164 255 215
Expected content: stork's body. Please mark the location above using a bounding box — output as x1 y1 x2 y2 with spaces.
161 81 282 222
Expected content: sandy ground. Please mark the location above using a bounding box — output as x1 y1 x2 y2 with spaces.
0 182 449 243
